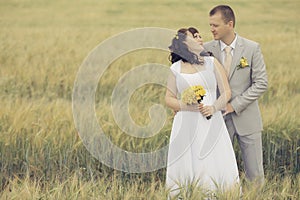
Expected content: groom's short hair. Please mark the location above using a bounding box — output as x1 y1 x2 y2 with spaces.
210 5 235 28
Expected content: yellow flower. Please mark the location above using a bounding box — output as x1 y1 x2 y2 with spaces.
181 85 206 105
175 34 179 40
237 57 249 70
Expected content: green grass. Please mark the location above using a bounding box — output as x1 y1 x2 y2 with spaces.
0 0 299 199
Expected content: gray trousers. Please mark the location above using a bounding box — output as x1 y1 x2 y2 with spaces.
225 115 265 184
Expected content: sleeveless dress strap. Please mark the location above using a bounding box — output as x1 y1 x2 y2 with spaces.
170 61 181 75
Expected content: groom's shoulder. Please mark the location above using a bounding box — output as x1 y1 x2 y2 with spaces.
203 40 217 48
238 35 260 47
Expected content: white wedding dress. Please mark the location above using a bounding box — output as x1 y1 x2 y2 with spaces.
166 57 239 196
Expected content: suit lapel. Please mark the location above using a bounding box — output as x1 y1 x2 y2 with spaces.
211 40 221 61
229 36 245 80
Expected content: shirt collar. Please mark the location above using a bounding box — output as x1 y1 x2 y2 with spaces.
220 34 238 51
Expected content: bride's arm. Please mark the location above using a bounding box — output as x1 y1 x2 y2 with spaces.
165 71 199 112
198 58 231 117
212 58 231 111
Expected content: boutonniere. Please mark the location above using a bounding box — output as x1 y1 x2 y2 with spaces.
237 57 249 70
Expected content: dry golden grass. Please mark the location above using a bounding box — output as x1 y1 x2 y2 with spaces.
0 0 299 199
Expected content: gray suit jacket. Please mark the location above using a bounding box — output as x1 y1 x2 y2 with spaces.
204 35 268 135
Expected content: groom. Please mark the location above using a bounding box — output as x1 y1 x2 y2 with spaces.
203 5 268 184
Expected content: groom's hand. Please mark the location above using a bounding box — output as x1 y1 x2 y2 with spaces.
223 103 234 116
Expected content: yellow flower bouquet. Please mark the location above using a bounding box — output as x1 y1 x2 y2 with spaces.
181 85 211 119
181 85 206 105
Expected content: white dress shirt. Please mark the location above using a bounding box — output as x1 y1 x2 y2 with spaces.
220 34 238 66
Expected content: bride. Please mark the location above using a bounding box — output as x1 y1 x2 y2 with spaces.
165 28 239 198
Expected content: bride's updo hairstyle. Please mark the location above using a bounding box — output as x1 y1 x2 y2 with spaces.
168 28 202 65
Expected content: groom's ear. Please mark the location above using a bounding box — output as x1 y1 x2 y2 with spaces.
228 20 234 29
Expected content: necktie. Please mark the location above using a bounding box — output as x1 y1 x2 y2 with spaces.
224 46 232 77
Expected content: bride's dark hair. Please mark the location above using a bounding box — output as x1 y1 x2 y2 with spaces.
168 28 202 64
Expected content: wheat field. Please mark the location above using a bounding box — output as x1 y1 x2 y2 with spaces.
0 0 299 199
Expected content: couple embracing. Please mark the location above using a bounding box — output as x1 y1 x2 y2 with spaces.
165 5 268 198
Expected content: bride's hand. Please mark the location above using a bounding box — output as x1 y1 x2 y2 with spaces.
198 104 215 117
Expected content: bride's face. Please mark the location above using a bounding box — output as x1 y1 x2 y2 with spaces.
184 32 204 55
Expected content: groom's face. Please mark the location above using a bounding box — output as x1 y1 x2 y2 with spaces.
209 12 232 41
